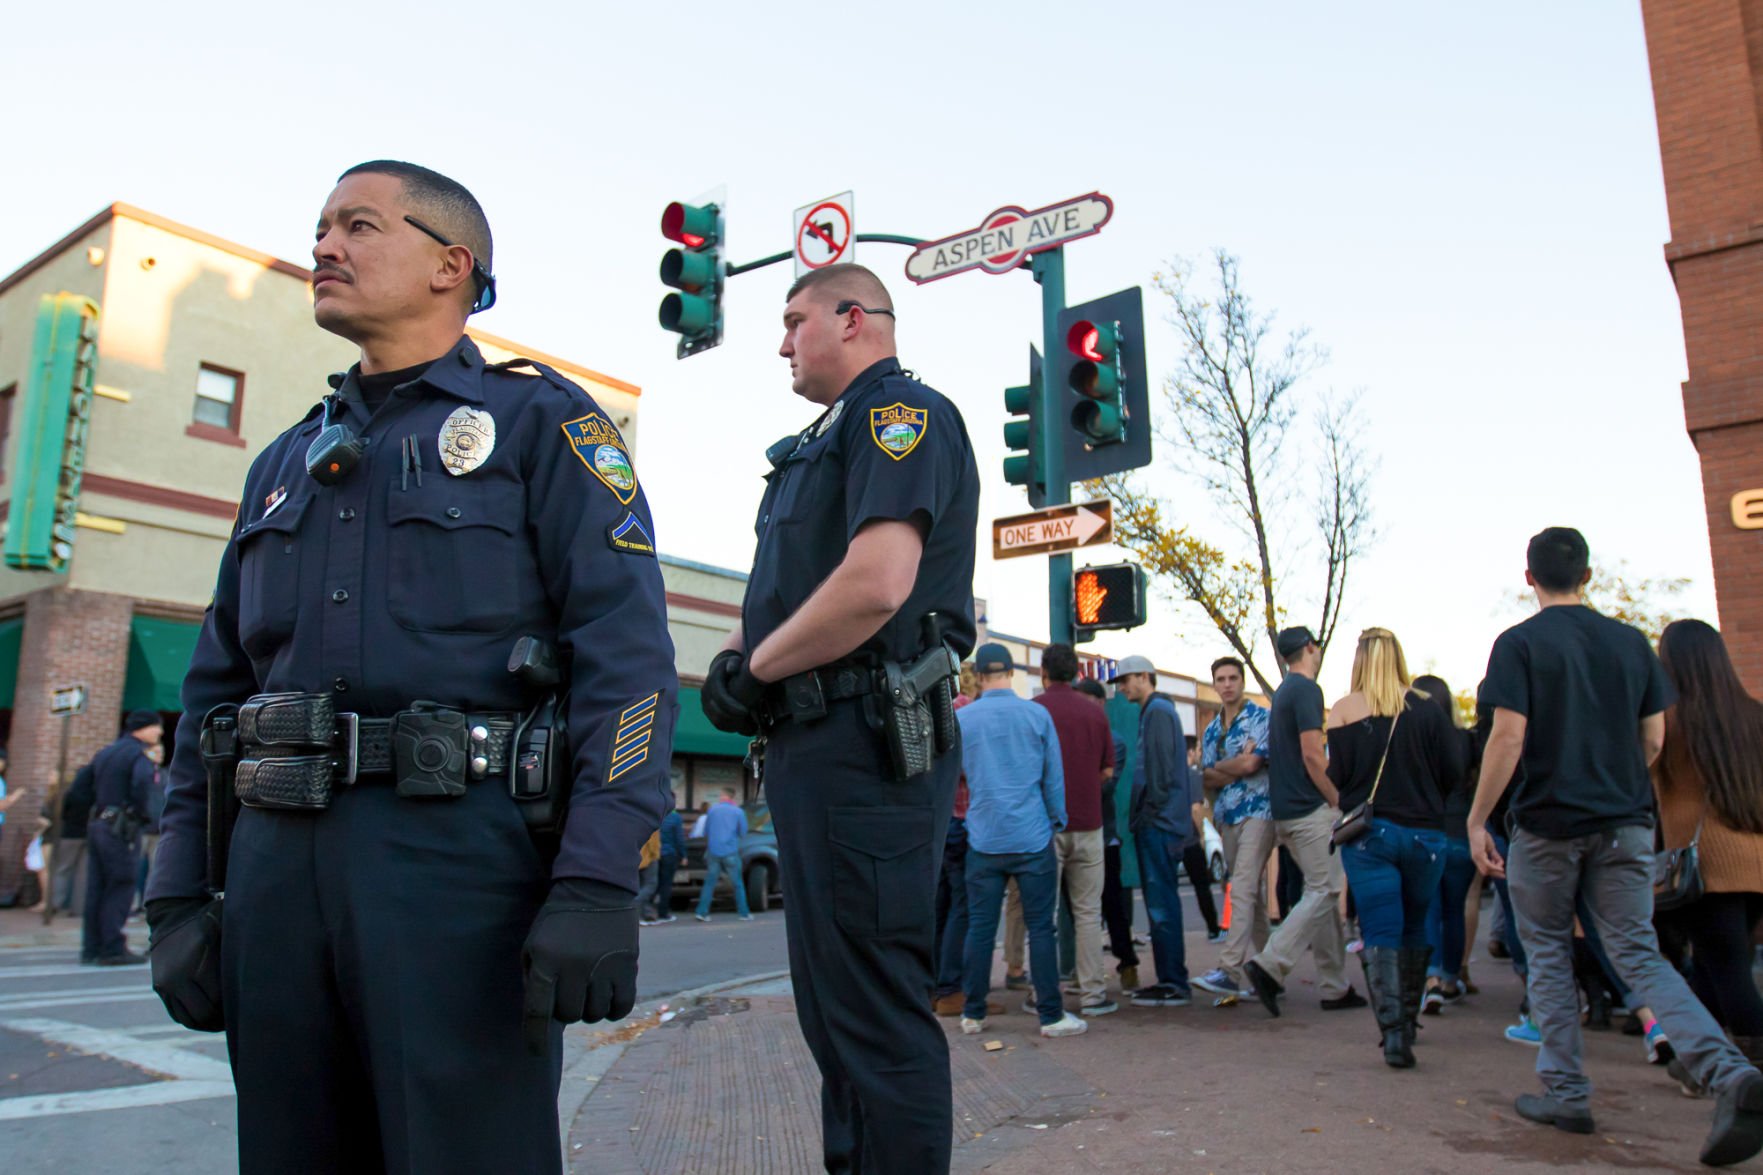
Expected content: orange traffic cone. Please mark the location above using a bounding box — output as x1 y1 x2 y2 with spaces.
1220 882 1231 931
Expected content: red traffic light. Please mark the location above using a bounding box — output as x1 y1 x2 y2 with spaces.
1067 320 1104 362
661 201 716 249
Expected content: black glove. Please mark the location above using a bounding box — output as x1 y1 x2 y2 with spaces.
521 878 639 1056
146 896 225 1033
701 650 765 735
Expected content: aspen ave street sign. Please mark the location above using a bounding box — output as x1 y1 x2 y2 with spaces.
992 500 1113 560
905 193 1113 284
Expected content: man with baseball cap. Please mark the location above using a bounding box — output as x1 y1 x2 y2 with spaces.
1243 627 1366 1016
1110 654 1193 1006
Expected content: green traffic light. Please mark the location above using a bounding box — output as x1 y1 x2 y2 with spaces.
1004 384 1033 416
1072 400 1124 443
1003 454 1032 486
1004 419 1032 450
660 291 716 336
661 202 718 246
661 248 717 291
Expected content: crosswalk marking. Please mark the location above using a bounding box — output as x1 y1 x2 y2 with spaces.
0 1017 235 1120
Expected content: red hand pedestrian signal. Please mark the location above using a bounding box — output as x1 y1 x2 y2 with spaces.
1070 563 1146 635
1075 569 1109 627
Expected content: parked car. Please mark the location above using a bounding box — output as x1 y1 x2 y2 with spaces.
1202 817 1226 883
673 804 783 912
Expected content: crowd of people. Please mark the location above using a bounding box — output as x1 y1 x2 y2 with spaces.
934 525 1763 1167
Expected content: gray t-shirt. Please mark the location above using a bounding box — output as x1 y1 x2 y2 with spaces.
1268 672 1327 820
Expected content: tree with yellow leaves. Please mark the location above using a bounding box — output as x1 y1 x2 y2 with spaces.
1093 250 1374 695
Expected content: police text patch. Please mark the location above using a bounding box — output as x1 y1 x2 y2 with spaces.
561 413 638 505
606 511 656 556
869 403 927 460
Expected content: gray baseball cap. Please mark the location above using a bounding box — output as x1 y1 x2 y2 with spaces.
1107 654 1155 682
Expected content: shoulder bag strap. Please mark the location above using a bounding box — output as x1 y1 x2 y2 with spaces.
1365 704 1403 806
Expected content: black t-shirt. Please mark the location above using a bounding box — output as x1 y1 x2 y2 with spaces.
355 360 432 415
1268 671 1328 819
1328 692 1468 831
1480 605 1674 839
742 358 980 663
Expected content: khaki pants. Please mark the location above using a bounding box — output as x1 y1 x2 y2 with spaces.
1004 878 1026 973
1217 815 1274 985
1250 806 1348 998
1054 828 1106 1002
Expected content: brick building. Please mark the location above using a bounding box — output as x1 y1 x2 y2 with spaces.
1642 1 1763 688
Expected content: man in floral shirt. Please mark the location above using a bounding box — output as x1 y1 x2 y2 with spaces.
1193 657 1274 1003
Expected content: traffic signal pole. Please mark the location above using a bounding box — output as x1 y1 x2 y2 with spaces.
1032 247 1073 646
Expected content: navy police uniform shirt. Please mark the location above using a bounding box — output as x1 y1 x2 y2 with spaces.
148 336 678 902
91 735 155 818
742 358 979 664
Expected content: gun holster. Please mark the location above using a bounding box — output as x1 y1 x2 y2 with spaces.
510 692 570 839
200 703 242 896
877 641 960 783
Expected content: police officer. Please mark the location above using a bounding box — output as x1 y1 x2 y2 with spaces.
144 161 677 1175
702 263 979 1173
81 710 161 965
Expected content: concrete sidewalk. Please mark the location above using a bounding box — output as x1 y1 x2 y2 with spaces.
567 937 1732 1174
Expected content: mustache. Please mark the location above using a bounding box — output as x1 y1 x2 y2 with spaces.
312 265 350 284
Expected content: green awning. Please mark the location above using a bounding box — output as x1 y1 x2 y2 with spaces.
123 616 202 713
0 617 21 708
673 686 751 758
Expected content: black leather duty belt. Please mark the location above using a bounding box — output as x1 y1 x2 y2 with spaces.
232 691 517 811
760 662 874 728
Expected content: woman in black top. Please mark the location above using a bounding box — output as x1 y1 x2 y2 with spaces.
1414 675 1478 1013
1327 628 1467 1069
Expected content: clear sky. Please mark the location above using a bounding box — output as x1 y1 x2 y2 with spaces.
2 1 1705 699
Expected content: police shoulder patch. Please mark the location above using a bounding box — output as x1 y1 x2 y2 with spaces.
561 412 638 504
606 511 656 557
869 402 928 460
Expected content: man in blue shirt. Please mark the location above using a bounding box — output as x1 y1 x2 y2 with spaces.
695 790 752 922
638 806 687 925
956 644 1087 1039
1194 657 1274 1003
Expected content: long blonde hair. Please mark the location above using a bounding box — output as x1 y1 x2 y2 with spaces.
1351 627 1416 718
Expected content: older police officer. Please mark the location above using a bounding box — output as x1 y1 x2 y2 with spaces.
144 161 676 1175
703 263 979 1173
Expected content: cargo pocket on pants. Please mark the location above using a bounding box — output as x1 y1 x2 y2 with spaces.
827 807 935 939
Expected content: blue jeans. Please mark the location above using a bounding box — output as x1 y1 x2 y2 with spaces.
1424 836 1477 980
934 819 969 997
696 852 749 917
1337 819 1445 950
964 844 1063 1024
1135 826 1190 992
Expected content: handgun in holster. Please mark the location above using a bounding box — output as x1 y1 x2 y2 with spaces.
877 614 960 783
508 636 571 842
200 703 242 896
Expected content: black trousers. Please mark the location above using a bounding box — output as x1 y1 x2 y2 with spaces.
222 779 556 1175
1182 842 1221 936
1662 891 1763 1037
766 700 957 1175
82 823 137 960
656 852 679 916
1102 841 1138 970
1276 844 1304 919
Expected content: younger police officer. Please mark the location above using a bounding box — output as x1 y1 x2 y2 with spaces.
145 161 677 1175
703 264 979 1174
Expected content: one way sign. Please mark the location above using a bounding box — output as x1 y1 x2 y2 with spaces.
992 500 1112 560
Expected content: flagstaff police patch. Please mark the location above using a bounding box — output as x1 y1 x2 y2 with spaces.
869 403 927 460
561 412 638 504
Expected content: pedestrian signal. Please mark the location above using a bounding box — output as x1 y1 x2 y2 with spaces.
1072 562 1146 634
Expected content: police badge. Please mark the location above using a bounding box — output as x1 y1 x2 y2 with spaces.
437 407 496 476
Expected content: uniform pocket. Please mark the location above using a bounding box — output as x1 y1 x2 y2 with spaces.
384 481 523 632
235 494 311 661
827 806 936 939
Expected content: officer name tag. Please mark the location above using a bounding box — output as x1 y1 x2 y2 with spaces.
438 407 496 476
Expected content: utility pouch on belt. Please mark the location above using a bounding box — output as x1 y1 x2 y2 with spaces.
508 636 570 838
200 704 242 895
392 702 470 798
878 615 960 783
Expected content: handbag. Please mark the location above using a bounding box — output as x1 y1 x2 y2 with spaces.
1330 705 1401 850
1653 800 1706 912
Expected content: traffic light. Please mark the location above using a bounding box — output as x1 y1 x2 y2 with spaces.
1003 345 1047 508
1071 562 1146 637
659 201 724 358
1054 286 1151 482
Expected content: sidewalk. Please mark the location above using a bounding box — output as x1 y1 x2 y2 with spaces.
567 935 1727 1174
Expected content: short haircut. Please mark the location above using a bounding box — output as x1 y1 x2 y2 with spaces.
1042 644 1079 683
338 159 493 292
1073 678 1107 700
1211 656 1245 681
1527 526 1590 594
720 787 737 800
786 262 893 313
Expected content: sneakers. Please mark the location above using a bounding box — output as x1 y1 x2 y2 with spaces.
1504 1017 1542 1047
1422 983 1446 1016
1514 1092 1595 1135
1005 972 1031 992
655 914 677 924
1040 1012 1089 1038
639 918 661 927
693 913 711 922
960 1017 985 1035
737 914 756 921
1193 969 1239 996
1118 965 1139 992
1321 987 1368 1011
1206 928 1227 943
1646 1022 1674 1066
1702 1071 1763 1166
1079 999 1119 1017
1130 984 1191 1007
1244 960 1283 1018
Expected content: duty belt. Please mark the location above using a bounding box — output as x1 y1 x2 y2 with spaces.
759 662 874 728
233 691 518 810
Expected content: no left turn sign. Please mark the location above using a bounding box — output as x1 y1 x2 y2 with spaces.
793 192 854 278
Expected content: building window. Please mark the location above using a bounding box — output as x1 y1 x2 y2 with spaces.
0 384 13 483
186 364 247 448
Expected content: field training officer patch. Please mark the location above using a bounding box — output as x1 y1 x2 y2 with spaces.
562 413 639 504
869 403 928 460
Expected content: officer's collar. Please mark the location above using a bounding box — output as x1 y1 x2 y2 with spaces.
830 357 904 405
325 336 487 410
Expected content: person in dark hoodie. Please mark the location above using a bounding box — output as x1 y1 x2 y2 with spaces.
1109 655 1191 1007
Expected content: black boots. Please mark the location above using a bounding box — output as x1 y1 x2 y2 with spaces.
1398 946 1431 1051
1362 947 1413 1069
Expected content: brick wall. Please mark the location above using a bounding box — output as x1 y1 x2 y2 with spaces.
1643 0 1763 692
0 586 134 901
